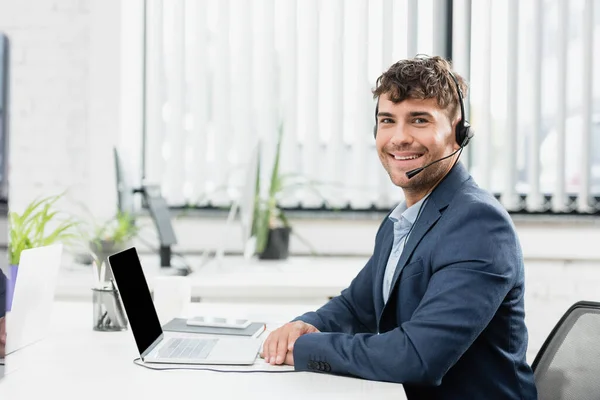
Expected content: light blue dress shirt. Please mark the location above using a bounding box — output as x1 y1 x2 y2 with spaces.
382 195 429 304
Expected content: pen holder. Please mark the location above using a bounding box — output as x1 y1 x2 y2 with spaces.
92 287 128 332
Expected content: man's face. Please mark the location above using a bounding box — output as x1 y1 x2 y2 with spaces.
375 94 458 192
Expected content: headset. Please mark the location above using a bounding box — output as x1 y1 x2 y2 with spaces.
373 70 473 148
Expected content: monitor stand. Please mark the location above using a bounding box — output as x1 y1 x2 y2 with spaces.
137 185 191 276
158 245 190 276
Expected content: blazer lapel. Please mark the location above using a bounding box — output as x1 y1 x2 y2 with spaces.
385 163 471 298
374 224 394 317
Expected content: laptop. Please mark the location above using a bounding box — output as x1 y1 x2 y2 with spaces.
5 244 63 355
108 247 262 365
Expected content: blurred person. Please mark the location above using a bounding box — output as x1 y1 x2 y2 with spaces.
261 55 537 399
0 268 6 358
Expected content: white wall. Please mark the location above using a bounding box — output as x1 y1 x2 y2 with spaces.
0 0 142 221
1 0 91 213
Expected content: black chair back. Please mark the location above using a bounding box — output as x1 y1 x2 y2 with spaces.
532 301 600 400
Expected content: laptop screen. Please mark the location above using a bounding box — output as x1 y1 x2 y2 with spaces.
108 247 163 356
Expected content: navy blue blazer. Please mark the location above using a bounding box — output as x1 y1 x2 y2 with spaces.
293 163 537 399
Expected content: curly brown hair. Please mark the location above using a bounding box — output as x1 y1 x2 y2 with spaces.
372 55 468 120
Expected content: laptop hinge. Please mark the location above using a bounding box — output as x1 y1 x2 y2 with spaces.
140 333 165 360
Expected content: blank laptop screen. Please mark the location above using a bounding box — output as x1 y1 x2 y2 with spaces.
109 247 163 356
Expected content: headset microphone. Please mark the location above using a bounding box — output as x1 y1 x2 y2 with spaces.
405 136 470 179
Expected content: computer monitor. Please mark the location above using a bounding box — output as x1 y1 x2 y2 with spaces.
0 31 10 374
239 140 260 250
114 147 135 216
114 147 185 273
141 185 178 268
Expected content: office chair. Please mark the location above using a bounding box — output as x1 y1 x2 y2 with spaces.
532 301 600 400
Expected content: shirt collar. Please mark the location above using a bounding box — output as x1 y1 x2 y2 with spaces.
388 194 430 225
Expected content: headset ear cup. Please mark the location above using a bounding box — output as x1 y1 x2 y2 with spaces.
456 125 472 147
463 127 473 146
373 124 377 139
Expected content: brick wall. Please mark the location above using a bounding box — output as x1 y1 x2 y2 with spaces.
0 0 92 213
0 0 130 222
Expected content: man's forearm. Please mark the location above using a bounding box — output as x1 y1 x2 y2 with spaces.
293 293 375 334
292 330 431 384
292 256 379 334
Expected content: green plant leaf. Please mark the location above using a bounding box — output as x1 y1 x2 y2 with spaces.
250 121 336 256
8 193 79 264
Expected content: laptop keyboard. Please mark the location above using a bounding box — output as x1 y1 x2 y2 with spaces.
158 338 218 360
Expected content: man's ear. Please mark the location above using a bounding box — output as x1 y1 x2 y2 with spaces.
451 116 462 150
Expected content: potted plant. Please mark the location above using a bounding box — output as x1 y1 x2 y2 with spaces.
7 194 78 310
250 124 322 260
88 211 139 277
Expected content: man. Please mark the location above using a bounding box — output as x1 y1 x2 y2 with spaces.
0 268 6 358
261 55 537 399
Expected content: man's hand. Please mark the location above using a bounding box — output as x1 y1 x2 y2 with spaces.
0 316 6 358
260 321 319 365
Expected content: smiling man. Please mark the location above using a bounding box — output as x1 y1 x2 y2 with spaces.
261 55 537 399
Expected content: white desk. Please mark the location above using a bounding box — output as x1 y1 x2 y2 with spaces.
55 255 368 303
0 300 406 400
188 256 366 302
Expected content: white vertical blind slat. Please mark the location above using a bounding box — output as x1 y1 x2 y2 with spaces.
526 0 545 211
163 0 186 205
297 0 321 207
471 0 494 190
187 0 209 205
474 0 493 192
229 0 255 204
277 0 299 208
320 0 346 209
417 0 434 55
347 0 372 209
253 0 277 203
210 0 232 206
502 0 520 211
407 0 419 57
577 0 595 213
432 0 449 57
552 0 569 212
391 0 409 62
145 0 165 187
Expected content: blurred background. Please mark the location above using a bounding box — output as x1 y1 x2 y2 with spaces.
0 0 599 364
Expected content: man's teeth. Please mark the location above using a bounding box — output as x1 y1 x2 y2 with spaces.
394 154 421 160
